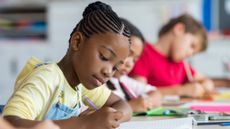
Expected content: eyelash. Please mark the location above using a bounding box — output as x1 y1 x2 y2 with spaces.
99 53 119 71
99 53 109 61
112 66 119 71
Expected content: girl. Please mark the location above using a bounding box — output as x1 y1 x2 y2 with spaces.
107 18 162 113
3 1 132 129
129 14 214 98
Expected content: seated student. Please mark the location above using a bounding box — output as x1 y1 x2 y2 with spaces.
129 14 214 98
0 117 59 129
3 1 132 129
107 18 162 113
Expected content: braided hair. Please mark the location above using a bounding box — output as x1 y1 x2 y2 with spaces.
69 1 131 44
120 18 145 43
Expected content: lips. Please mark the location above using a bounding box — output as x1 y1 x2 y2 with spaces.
93 75 106 86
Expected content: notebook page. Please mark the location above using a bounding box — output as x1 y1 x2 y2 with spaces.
119 117 193 129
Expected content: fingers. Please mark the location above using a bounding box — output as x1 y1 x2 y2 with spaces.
109 111 123 129
113 111 123 121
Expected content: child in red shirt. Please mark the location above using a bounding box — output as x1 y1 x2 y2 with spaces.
129 14 214 98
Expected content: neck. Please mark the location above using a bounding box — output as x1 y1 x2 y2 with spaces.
154 33 172 57
57 55 80 89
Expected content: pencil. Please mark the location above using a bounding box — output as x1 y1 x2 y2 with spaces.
119 81 137 99
84 96 98 111
183 61 194 82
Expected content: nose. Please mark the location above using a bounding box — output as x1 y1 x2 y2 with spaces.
102 65 113 78
124 58 133 68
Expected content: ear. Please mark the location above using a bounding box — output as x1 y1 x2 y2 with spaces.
70 32 84 51
172 22 185 36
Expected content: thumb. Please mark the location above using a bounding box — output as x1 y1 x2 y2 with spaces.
114 111 123 121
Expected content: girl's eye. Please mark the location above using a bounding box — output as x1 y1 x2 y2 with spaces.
100 53 109 61
112 66 118 71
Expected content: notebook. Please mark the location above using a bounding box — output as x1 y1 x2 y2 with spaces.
191 105 230 113
119 117 193 129
133 107 189 116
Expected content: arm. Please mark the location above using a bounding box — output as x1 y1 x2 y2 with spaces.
4 115 86 129
158 82 205 98
103 92 132 122
212 77 230 87
131 75 147 84
3 116 60 129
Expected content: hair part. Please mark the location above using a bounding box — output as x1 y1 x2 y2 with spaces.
69 1 131 44
120 18 145 43
158 14 208 51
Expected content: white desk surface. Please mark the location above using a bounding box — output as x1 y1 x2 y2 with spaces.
131 116 230 129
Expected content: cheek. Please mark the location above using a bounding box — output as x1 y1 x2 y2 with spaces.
127 62 134 70
170 47 184 62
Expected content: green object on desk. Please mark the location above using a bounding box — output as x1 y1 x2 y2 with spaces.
133 107 187 116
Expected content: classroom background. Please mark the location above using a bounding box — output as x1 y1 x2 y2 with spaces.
0 0 230 105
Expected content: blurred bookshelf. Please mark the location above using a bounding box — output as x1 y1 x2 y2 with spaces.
0 5 47 43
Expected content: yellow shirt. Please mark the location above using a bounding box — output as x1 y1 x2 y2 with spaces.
3 57 111 120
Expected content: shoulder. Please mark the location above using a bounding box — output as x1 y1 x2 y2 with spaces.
16 63 64 91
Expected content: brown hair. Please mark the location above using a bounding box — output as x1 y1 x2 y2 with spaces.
158 14 207 52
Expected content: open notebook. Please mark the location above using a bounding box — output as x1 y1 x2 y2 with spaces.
118 117 193 129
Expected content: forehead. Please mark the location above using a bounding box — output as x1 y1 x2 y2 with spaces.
86 32 130 57
130 36 143 55
189 33 204 53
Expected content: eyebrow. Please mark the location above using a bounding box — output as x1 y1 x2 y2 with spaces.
100 45 117 57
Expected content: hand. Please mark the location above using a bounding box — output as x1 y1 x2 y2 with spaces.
181 82 205 98
147 91 162 108
83 107 123 129
199 78 215 94
128 96 151 112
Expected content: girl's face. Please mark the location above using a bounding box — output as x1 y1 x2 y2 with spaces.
71 32 130 89
170 31 202 62
114 36 144 78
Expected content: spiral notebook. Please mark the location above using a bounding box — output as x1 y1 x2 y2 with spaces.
119 117 193 129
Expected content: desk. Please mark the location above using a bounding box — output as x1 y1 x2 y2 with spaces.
131 116 230 129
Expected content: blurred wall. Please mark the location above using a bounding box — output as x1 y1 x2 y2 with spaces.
0 0 229 104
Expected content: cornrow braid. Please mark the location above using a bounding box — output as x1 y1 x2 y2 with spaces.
69 1 131 44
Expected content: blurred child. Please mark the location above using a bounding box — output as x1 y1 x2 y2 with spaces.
107 18 162 112
0 117 59 129
3 1 132 129
129 14 214 98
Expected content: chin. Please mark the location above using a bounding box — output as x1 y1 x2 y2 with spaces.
80 81 98 90
171 56 183 62
83 84 97 90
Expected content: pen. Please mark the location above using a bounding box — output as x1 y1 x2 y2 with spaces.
84 96 98 111
220 122 230 126
183 61 194 82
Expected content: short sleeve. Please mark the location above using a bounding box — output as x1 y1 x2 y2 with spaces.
3 66 59 120
81 84 111 109
120 76 156 96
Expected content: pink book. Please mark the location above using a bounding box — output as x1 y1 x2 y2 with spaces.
191 105 230 113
